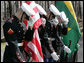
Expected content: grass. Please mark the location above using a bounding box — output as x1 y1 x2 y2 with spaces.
81 32 83 36
1 42 6 50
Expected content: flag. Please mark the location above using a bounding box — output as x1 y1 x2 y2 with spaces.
21 1 44 62
56 1 81 57
24 1 42 29
23 20 28 30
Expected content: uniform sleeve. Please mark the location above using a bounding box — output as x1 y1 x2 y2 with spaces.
62 24 68 35
3 22 25 62
43 32 55 54
45 40 55 53
38 25 46 40
3 22 17 41
43 21 55 53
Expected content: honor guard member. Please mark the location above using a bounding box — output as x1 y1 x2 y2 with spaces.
3 2 35 62
40 4 71 62
35 4 56 62
49 4 71 54
36 4 48 61
21 2 47 62
35 4 55 62
43 11 59 62
45 4 71 62
36 4 59 62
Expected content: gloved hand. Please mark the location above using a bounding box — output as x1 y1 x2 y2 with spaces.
41 18 46 25
36 4 47 16
21 2 35 16
51 52 59 61
28 16 34 27
64 45 71 53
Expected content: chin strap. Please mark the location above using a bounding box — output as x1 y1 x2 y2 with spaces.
21 12 30 22
21 12 25 22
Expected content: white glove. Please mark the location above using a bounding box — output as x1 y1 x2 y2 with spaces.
54 17 59 26
63 18 69 25
64 45 71 53
60 11 69 25
41 18 46 25
28 17 34 27
21 2 35 16
51 52 59 61
23 61 26 62
36 4 47 15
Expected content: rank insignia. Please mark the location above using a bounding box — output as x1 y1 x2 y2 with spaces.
8 28 14 34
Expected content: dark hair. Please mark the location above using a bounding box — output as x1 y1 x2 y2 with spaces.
46 10 55 20
24 12 29 20
40 14 47 20
50 12 55 18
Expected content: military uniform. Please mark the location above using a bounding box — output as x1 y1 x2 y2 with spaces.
38 19 68 62
53 23 68 61
52 24 68 53
3 15 26 62
38 25 51 58
38 21 57 62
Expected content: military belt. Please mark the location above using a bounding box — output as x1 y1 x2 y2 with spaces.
18 42 23 46
6 42 23 46
48 38 55 41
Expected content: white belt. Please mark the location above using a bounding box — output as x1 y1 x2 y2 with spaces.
6 42 9 46
48 38 55 41
18 43 23 46
6 42 23 46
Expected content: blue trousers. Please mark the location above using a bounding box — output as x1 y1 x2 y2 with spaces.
44 58 54 62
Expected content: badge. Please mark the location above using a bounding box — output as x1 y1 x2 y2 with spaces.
8 28 14 34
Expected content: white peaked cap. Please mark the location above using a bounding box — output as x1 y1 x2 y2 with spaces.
49 4 61 16
36 4 47 15
60 11 68 22
21 2 35 16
